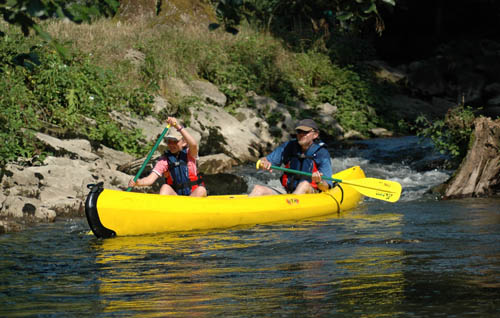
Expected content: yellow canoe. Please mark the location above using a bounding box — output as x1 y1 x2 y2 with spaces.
85 166 365 238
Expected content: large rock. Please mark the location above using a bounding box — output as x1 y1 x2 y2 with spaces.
388 95 447 121
203 173 248 195
95 145 136 170
234 107 275 151
365 60 407 83
0 146 133 228
153 95 177 114
250 94 294 141
448 71 486 105
161 77 227 106
35 132 99 161
109 110 165 144
198 153 238 174
442 117 500 198
407 60 446 96
188 104 265 162
163 77 195 98
191 80 227 106
1 196 56 221
316 102 344 137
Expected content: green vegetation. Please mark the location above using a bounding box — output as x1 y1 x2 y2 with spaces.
213 0 396 36
0 0 119 57
138 25 395 134
416 105 476 163
0 25 149 165
1 0 401 166
1 0 490 171
0 16 398 165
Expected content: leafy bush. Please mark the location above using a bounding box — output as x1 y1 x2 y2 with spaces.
416 105 476 161
281 51 388 134
0 28 153 165
0 66 41 164
0 0 119 35
194 32 296 111
193 31 389 134
200 34 281 92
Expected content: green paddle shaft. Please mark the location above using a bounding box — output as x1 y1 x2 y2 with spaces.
256 160 340 183
256 160 402 202
126 125 170 192
275 165 338 182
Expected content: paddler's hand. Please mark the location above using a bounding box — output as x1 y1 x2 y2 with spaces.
166 117 180 129
257 158 272 171
312 171 329 191
311 171 323 183
128 178 137 188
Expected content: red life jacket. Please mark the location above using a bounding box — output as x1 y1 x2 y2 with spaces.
281 161 319 191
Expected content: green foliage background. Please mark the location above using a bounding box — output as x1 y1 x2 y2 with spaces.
1 0 475 168
0 26 148 165
416 106 476 164
1 18 397 166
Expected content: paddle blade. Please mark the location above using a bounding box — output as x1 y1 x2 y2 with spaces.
342 178 402 203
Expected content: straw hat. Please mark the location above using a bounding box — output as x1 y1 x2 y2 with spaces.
165 129 183 141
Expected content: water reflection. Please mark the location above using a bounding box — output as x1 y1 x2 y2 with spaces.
93 233 235 316
89 212 409 317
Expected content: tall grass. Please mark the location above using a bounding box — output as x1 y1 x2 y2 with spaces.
45 18 288 86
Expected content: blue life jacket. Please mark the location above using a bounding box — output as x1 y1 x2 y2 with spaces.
280 140 327 192
164 149 203 195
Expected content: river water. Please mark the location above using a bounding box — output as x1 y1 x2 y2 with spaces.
1 137 499 317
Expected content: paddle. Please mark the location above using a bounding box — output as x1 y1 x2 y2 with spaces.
126 125 171 192
256 160 402 202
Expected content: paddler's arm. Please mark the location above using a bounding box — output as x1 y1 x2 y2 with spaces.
167 117 199 158
128 171 160 188
259 141 290 171
315 149 334 191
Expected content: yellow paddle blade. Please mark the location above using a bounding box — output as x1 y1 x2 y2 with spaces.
258 161 402 203
339 178 402 203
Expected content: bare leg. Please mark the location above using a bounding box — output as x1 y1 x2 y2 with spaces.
249 184 278 197
190 186 207 197
159 184 177 195
292 181 315 195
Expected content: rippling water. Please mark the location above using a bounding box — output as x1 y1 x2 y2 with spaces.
1 137 499 317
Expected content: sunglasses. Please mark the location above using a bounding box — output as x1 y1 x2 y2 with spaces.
296 129 313 134
167 139 179 144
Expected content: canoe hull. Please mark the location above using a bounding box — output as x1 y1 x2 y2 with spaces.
85 166 365 237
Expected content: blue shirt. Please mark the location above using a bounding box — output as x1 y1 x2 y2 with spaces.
266 140 333 189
